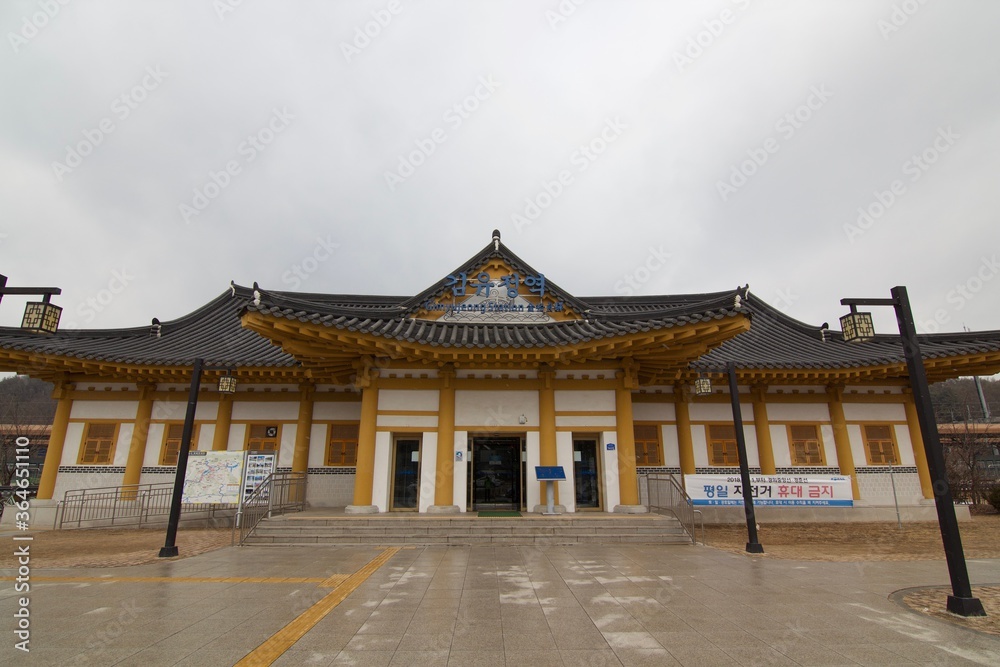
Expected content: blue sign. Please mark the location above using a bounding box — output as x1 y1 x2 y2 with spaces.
606 443 616 451
535 466 566 481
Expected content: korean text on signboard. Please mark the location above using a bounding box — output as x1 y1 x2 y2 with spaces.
684 474 853 507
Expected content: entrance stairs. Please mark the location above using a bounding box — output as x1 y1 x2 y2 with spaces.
242 510 694 546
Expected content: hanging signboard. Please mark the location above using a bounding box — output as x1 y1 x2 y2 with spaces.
684 474 853 507
181 451 244 504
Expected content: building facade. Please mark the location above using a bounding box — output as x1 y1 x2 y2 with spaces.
3 232 1000 519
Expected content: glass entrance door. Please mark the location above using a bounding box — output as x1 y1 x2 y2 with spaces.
573 437 602 510
390 437 421 511
469 436 523 510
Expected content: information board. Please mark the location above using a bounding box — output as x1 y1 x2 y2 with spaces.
182 451 244 504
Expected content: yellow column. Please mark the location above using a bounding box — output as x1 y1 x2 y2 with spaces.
349 362 380 511
122 383 155 498
291 384 314 474
212 393 233 451
434 367 457 508
674 385 696 481
827 386 861 499
903 390 934 499
36 382 73 500
615 361 640 506
751 385 776 475
538 367 558 504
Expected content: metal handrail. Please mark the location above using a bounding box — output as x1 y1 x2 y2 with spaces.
639 473 702 544
234 471 307 546
55 482 236 529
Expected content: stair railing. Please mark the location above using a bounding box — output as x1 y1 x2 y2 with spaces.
639 473 704 545
233 471 307 546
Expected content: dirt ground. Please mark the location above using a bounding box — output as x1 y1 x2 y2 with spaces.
0 527 232 569
4 516 1000 636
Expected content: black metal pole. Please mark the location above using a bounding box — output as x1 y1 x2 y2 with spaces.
727 361 764 554
159 358 203 558
890 287 984 616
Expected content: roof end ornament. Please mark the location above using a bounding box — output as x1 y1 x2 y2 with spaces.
252 282 261 307
492 229 501 251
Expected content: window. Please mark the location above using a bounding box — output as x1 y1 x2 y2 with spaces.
326 423 360 466
160 423 201 466
707 424 739 466
788 424 826 466
633 423 663 466
246 424 281 451
79 423 117 464
862 424 899 465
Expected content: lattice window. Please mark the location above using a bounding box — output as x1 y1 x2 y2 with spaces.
633 423 663 466
789 424 825 466
80 423 116 464
160 423 200 466
326 423 360 466
247 424 280 451
863 424 899 465
708 424 739 466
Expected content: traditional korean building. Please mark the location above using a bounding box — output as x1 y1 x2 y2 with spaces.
3 231 1000 522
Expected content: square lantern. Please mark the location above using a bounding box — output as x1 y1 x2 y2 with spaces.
21 301 62 334
840 310 875 343
217 375 237 394
694 375 713 396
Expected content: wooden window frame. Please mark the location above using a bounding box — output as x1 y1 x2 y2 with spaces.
706 424 740 466
633 423 663 467
787 424 827 466
159 422 202 466
861 423 900 465
78 422 120 465
244 423 282 452
325 422 360 466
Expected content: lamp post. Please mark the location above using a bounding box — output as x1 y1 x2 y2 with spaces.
841 286 985 617
692 364 764 553
159 359 237 558
0 274 63 334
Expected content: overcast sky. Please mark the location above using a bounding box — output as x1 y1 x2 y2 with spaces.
1 1 999 341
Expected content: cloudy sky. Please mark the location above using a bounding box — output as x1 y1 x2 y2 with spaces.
1 1 998 340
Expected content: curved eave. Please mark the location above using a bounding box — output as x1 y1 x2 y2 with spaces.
0 349 302 384
240 310 752 382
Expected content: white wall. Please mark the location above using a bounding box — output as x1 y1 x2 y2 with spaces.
379 390 439 411
554 390 615 411
456 390 538 427
453 430 468 512
556 431 574 512
71 401 137 420
524 431 541 510
313 402 362 420
371 431 391 512
632 402 675 421
232 401 300 421
602 430 621 509
418 432 437 512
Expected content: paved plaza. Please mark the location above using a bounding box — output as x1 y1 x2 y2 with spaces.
3 541 1000 666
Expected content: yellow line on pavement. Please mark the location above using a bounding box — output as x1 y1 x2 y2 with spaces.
0 575 329 584
235 547 401 667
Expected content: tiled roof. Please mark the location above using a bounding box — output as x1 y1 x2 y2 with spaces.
243 285 747 349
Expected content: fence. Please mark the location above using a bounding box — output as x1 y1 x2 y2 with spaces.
234 471 307 546
56 482 236 529
638 473 703 544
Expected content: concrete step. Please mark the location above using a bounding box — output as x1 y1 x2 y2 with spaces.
241 513 694 546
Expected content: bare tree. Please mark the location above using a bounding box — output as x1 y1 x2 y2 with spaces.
0 376 55 488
